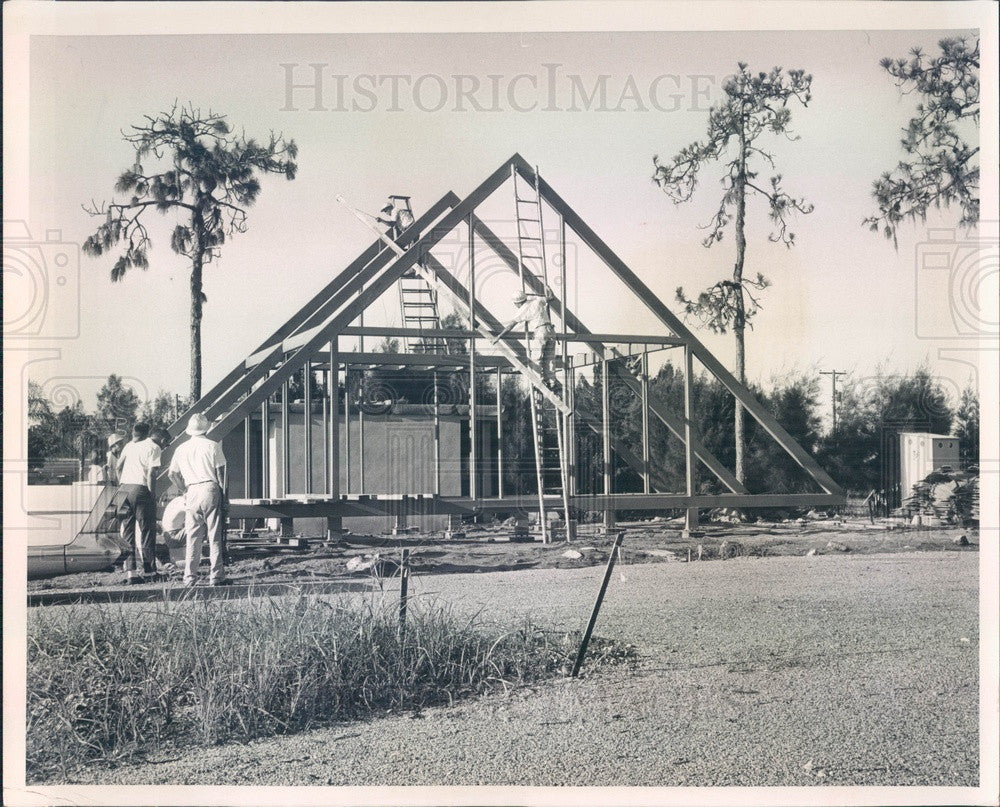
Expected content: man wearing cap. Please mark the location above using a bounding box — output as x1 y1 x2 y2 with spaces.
492 286 557 386
376 197 417 249
168 413 230 587
116 422 161 583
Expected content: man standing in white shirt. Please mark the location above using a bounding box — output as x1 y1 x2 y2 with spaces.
168 413 231 587
116 422 161 583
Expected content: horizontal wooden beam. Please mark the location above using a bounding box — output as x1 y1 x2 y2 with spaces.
335 351 513 369
337 325 684 345
227 491 845 518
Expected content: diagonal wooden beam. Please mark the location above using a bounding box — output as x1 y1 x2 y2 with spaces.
422 250 674 490
169 192 460 436
201 155 523 444
340 202 570 415
512 156 843 496
470 215 748 494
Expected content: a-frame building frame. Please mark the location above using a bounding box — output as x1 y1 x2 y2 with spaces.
150 153 845 540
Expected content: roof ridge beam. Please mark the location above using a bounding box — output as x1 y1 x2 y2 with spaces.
195 154 522 447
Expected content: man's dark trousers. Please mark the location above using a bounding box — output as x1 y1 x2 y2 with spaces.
120 483 156 574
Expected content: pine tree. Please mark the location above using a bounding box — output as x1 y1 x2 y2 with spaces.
83 104 298 399
653 63 813 483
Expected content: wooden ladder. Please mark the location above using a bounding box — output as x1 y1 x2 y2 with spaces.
513 165 573 543
338 193 574 543
398 275 446 354
389 197 446 354
528 385 573 543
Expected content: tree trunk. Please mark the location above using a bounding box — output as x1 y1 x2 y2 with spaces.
733 127 748 485
190 210 205 402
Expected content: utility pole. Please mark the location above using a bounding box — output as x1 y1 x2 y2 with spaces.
820 370 844 433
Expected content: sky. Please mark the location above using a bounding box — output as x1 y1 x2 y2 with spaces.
9 11 998 429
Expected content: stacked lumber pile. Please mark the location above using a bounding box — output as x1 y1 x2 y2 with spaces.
900 466 979 526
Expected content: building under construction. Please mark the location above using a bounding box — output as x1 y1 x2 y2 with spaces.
94 154 846 544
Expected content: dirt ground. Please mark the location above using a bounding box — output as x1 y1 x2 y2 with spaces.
27 514 977 593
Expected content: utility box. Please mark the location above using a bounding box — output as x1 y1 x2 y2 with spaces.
899 432 961 499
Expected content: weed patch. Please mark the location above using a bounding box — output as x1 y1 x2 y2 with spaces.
27 594 634 780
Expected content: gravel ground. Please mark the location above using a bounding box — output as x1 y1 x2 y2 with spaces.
27 517 975 593
64 550 979 788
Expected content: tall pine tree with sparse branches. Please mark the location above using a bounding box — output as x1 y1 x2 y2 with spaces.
83 103 298 400
865 37 979 246
653 63 814 484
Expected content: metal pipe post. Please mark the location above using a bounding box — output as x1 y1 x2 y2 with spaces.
398 548 410 641
243 416 251 497
432 370 441 495
304 361 313 494
321 366 329 493
684 345 698 535
641 349 650 494
496 367 504 499
327 343 342 539
359 406 366 495
281 380 290 496
601 356 614 532
468 214 477 502
571 530 625 677
344 366 351 494
260 400 270 498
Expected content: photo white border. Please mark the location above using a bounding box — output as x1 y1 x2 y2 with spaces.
4 2 997 805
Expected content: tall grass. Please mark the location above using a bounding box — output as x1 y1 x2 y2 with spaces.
27 594 633 780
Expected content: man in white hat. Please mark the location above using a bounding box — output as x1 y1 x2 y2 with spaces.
168 413 231 587
492 286 557 386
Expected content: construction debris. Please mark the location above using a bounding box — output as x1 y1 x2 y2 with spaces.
899 466 979 526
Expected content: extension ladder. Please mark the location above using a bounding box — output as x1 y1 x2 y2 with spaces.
528 385 573 542
398 275 446 354
338 191 573 542
512 165 573 543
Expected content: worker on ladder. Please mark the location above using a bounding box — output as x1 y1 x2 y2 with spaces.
492 286 557 388
377 195 420 277
376 195 417 247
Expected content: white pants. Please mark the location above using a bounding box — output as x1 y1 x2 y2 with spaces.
183 482 225 583
529 327 555 383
